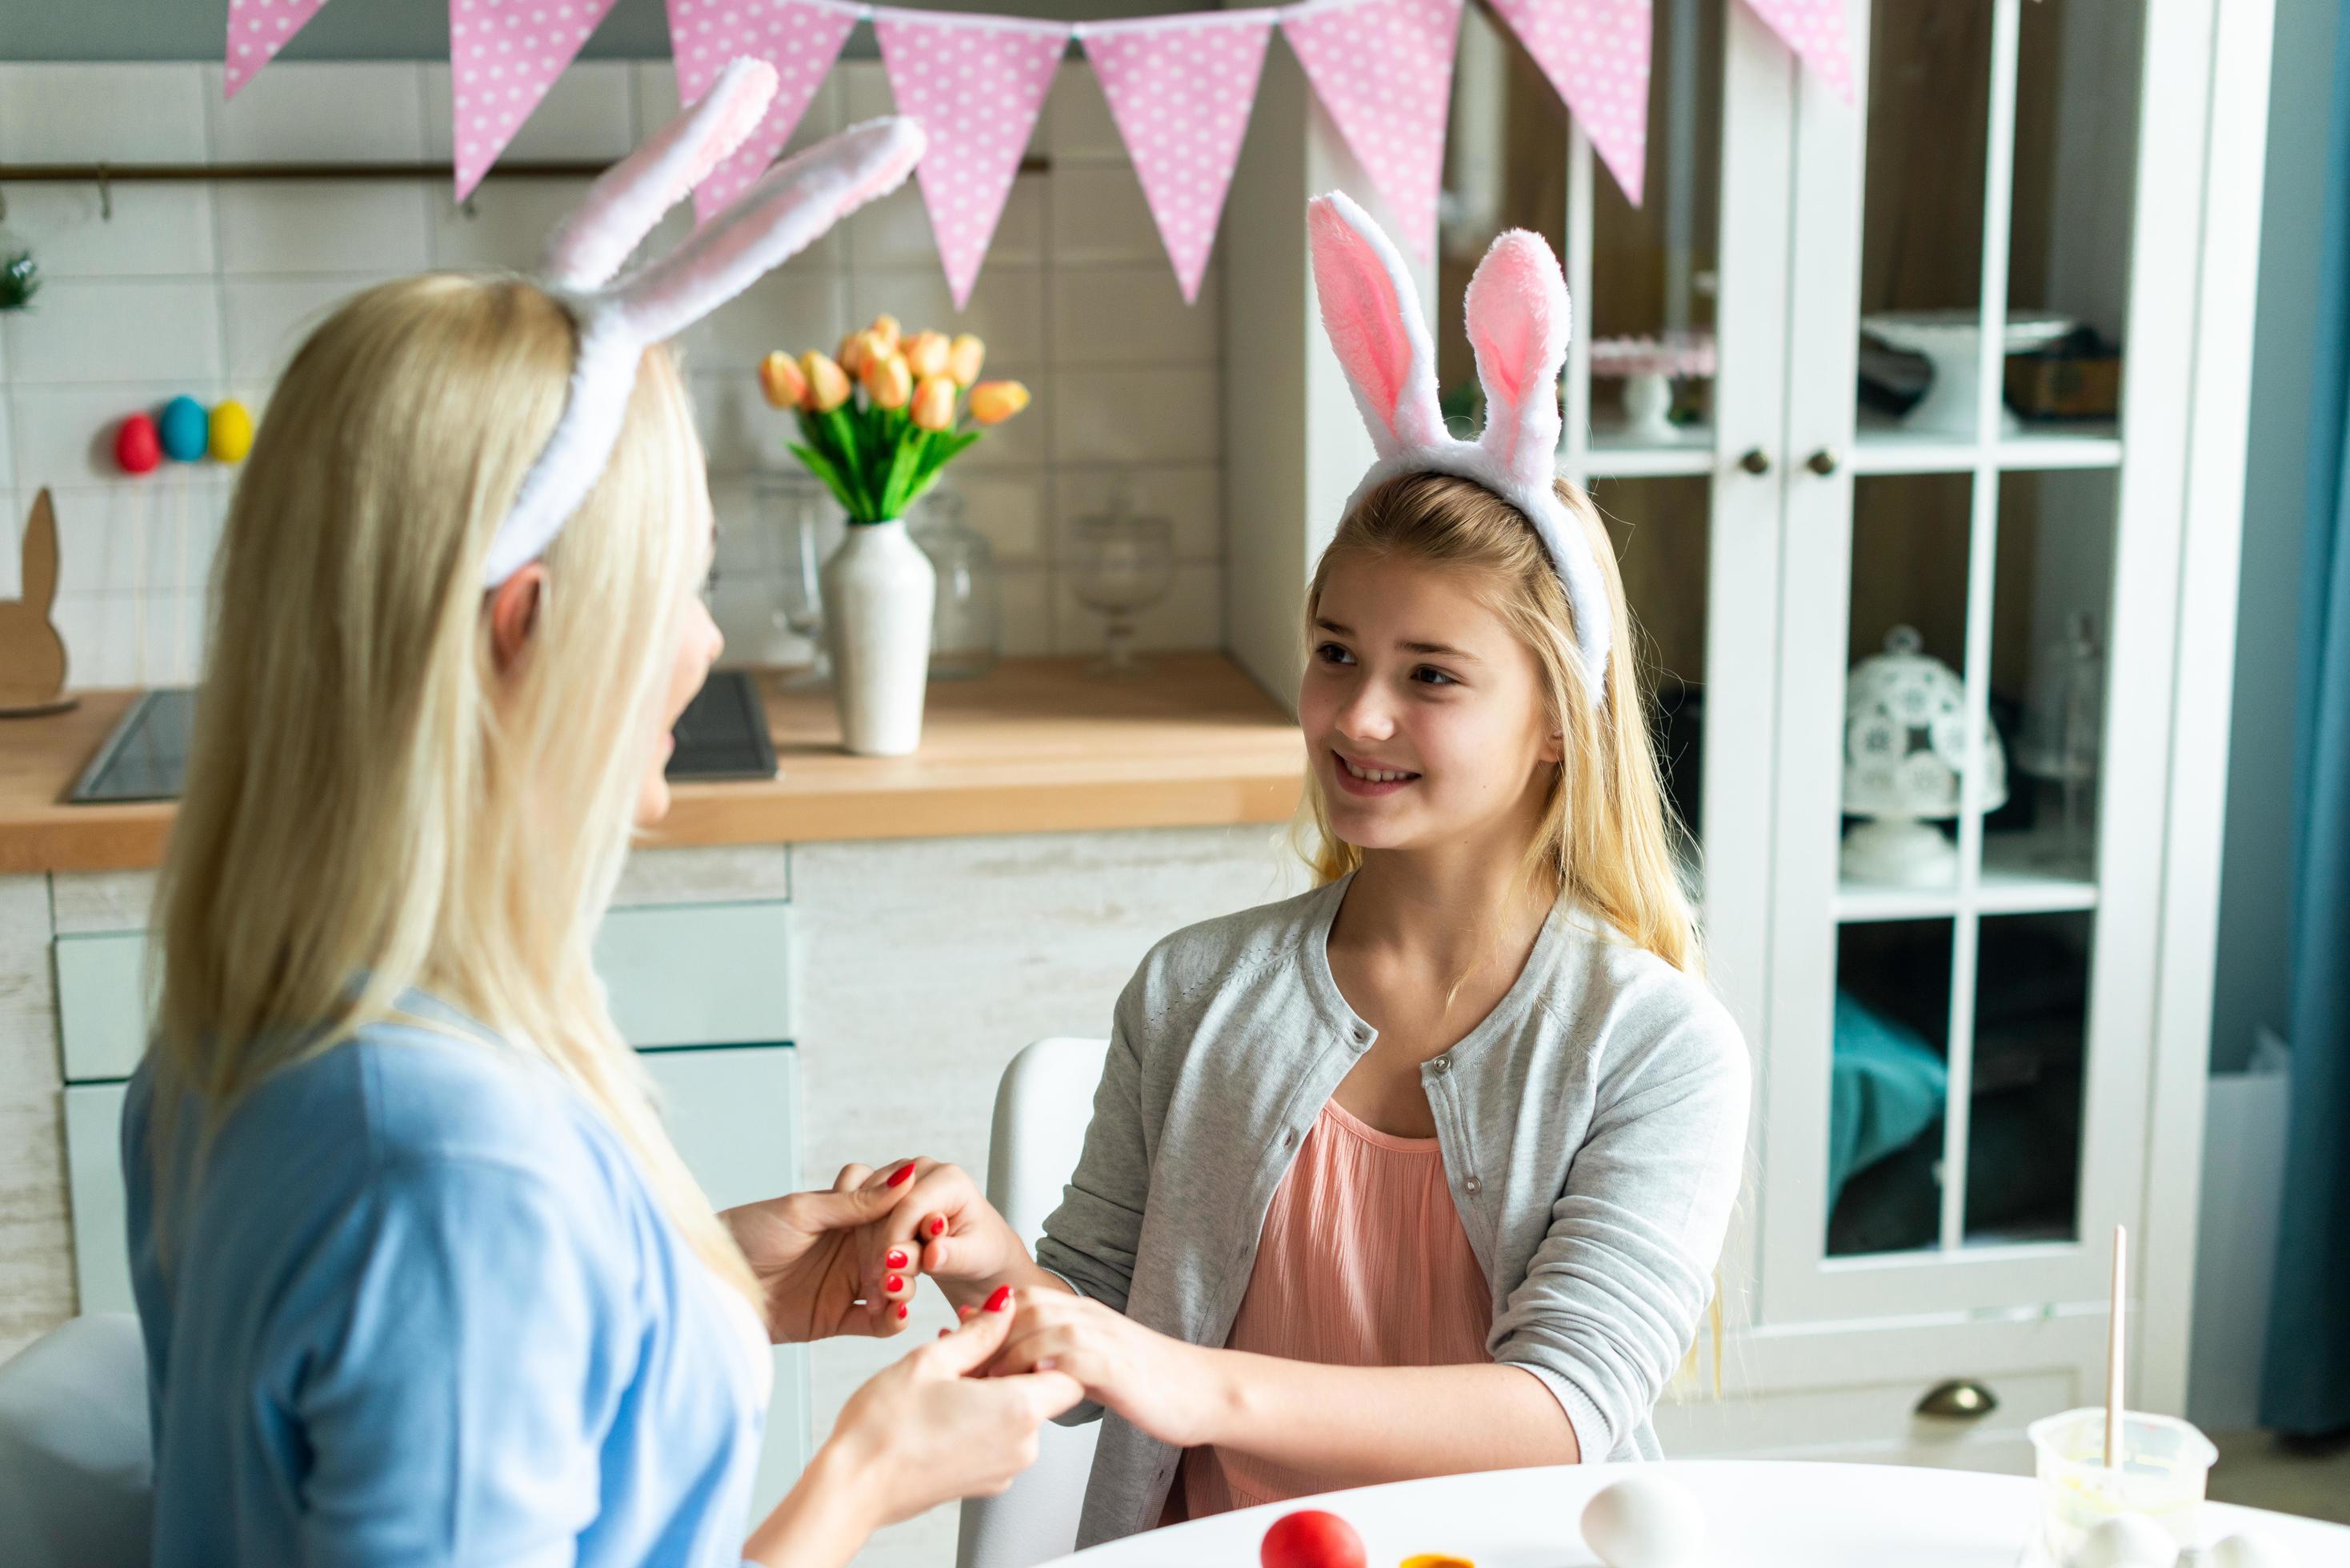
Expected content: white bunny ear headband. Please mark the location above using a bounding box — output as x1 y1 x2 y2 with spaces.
482 59 926 588
1307 191 1610 694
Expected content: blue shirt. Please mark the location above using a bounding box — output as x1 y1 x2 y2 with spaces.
123 997 770 1566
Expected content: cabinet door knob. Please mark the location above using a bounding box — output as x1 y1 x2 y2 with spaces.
1806 448 1840 476
1738 448 1771 475
1915 1379 1999 1420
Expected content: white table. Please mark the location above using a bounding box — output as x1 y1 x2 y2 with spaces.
1050 1462 2350 1566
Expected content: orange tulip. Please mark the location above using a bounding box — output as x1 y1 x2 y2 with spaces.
863 352 912 410
759 350 808 410
837 331 868 377
867 314 903 354
947 332 985 384
800 351 852 413
911 374 958 431
968 379 1030 426
904 329 951 379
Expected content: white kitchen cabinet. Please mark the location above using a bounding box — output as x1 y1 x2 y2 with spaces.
1227 0 2269 1456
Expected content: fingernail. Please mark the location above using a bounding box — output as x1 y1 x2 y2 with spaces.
887 1163 915 1189
887 1274 904 1293
957 1305 975 1321
927 1217 947 1238
939 1329 951 1338
895 1302 910 1322
886 1249 909 1270
985 1286 1012 1313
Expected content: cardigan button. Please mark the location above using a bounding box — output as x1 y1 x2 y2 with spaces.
1462 1175 1483 1195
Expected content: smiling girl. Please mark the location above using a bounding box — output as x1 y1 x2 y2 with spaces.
855 195 1749 1546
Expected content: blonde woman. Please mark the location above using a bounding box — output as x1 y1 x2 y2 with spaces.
125 262 1075 1568
847 202 1749 1546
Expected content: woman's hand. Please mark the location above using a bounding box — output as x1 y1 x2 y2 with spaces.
744 1296 1083 1567
983 1288 1227 1450
854 1159 1058 1318
722 1164 923 1343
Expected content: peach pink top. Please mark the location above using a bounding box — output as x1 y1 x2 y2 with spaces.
1175 1097 1493 1519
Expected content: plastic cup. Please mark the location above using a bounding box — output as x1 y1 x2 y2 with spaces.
2027 1408 2217 1564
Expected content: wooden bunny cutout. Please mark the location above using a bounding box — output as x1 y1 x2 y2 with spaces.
0 489 76 717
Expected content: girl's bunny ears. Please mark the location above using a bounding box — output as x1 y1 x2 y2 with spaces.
1307 192 1611 693
483 59 926 589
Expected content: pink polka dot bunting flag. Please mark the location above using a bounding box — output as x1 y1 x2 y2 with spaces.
875 12 1069 310
1279 0 1463 263
1079 14 1274 305
223 0 334 100
667 0 859 224
449 0 623 202
1744 0 1855 104
1486 0 1651 206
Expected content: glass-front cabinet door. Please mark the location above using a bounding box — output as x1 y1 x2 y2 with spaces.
1438 0 1794 1059
1763 0 2200 1322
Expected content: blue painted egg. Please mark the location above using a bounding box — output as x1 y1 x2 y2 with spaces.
158 396 209 462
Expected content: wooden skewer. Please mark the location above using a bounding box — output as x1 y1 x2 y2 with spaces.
2105 1222 2127 1470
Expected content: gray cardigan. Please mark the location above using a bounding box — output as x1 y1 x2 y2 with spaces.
1034 875 1750 1546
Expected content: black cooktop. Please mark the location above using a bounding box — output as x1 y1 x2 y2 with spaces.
68 670 778 804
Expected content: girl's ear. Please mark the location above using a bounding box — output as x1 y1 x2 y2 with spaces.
1308 193 1447 460
1465 229 1571 486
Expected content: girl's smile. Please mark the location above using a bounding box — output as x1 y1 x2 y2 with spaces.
1331 750 1422 794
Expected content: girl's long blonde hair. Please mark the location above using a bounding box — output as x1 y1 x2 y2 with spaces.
150 272 758 1307
1297 470 1702 977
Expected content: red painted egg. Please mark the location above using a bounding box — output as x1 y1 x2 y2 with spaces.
1262 1510 1366 1568
114 413 162 474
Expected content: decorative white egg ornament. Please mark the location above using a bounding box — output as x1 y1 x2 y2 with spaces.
2210 1531 2299 1568
1579 1476 1707 1568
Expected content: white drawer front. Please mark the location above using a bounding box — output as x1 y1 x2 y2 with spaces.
595 902 795 1048
63 1080 134 1316
55 933 149 1083
53 901 796 1083
1655 1366 2080 1472
639 1044 809 1525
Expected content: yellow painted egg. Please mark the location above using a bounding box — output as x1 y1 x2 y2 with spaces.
208 399 254 462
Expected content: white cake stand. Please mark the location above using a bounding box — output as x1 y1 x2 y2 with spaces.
1861 310 2076 437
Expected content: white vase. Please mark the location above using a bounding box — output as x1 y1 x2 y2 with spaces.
821 519 936 756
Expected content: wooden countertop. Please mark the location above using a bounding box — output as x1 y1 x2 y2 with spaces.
0 655 1307 875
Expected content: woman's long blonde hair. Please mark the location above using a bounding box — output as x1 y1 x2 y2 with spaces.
1297 470 1702 976
150 273 758 1307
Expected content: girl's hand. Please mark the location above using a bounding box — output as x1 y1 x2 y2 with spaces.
983 1288 1227 1450
745 1300 1082 1566
857 1158 1041 1318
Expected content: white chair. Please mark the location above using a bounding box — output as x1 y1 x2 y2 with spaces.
956 1037 1111 1568
0 1312 153 1567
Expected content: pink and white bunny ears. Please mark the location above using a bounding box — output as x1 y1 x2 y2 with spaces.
1307 192 1611 692
482 59 926 588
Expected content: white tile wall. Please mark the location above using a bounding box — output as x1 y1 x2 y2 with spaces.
0 58 1227 688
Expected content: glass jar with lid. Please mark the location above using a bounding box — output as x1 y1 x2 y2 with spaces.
911 487 1000 680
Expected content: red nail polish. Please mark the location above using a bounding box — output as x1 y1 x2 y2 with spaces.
887 1163 915 1189
895 1302 911 1321
887 1274 904 1293
939 1328 951 1338
927 1217 946 1238
886 1249 909 1270
984 1286 1012 1313
957 1305 975 1320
